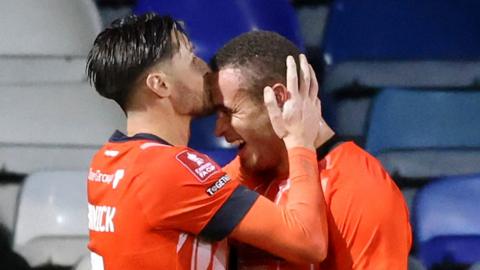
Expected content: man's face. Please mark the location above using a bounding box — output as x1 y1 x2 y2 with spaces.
212 68 287 175
166 36 214 116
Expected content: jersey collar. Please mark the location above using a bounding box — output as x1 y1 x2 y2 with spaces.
316 135 344 161
109 130 173 146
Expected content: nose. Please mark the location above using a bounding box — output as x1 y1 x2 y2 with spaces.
214 112 230 138
199 58 211 74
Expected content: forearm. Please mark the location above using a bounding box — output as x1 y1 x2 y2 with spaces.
230 147 328 263
280 147 328 259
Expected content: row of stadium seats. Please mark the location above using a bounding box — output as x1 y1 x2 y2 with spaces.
366 88 480 183
321 0 480 268
0 0 124 177
414 174 480 269
0 0 121 268
1 0 480 269
322 0 480 92
321 0 480 142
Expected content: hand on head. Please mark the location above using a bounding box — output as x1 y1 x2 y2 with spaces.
263 54 322 151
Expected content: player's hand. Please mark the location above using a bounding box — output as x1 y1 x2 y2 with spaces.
264 54 321 150
307 64 336 149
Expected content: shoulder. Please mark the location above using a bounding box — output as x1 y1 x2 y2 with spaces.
223 157 241 180
326 142 382 169
323 141 394 187
137 144 224 182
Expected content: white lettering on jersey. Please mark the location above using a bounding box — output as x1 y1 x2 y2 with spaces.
112 169 125 189
88 168 125 189
104 150 119 157
187 153 205 166
195 163 216 178
206 175 231 196
88 203 116 233
140 142 170 149
90 252 104 270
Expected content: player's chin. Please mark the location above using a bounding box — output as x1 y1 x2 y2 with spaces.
190 99 215 117
189 105 214 117
241 151 270 172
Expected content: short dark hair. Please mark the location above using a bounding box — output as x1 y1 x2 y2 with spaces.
86 12 186 110
212 31 302 103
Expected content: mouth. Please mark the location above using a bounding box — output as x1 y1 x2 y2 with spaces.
230 139 246 150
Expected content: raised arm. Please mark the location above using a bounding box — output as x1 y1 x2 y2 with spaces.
229 55 328 263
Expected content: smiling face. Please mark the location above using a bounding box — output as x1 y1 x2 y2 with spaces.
212 67 288 177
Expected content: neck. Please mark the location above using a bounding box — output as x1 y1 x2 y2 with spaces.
126 107 191 146
241 145 290 185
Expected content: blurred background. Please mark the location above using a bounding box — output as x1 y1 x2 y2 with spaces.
0 0 479 269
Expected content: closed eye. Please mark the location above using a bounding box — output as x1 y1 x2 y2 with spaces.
215 105 233 116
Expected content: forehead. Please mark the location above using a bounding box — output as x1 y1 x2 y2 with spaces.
213 68 248 107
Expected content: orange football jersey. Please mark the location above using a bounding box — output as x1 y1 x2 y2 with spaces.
224 139 412 270
87 131 258 270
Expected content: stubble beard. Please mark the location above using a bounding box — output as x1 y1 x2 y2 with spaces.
189 85 215 117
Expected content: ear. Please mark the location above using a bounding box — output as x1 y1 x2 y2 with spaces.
145 72 170 98
271 83 290 109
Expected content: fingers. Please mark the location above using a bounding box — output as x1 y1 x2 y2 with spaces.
309 64 319 100
264 86 287 138
286 56 298 98
315 98 321 111
298 54 310 98
315 98 326 129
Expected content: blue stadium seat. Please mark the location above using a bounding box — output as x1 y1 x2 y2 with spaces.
413 174 480 268
200 148 237 167
365 88 480 181
13 171 89 267
409 256 427 270
134 0 304 62
321 0 480 93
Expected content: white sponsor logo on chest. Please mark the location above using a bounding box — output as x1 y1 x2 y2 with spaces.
88 168 125 189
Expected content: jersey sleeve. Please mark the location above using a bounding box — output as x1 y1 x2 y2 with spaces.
222 157 242 181
135 147 259 241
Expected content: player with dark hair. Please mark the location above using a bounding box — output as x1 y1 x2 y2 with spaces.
212 30 412 270
86 13 330 269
